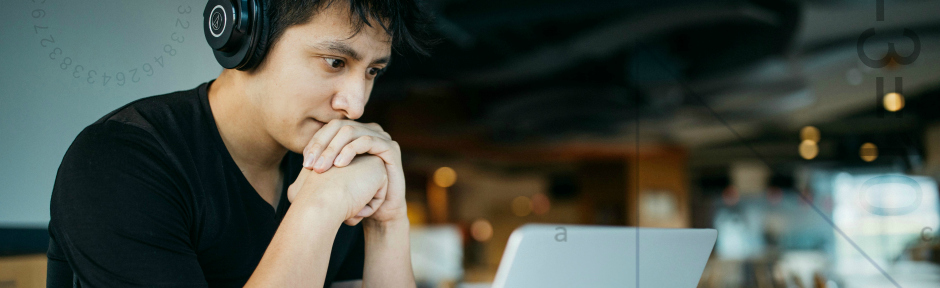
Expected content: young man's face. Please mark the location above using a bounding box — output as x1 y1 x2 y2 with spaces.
246 4 392 154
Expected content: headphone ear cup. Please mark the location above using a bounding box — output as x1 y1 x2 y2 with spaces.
238 0 270 71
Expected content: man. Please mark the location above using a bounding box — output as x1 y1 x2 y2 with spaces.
47 0 432 287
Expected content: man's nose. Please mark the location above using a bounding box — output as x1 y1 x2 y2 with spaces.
331 76 368 120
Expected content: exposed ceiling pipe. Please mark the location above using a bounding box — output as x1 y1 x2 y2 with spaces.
459 3 781 86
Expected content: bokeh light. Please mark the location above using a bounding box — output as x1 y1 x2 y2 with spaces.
800 126 820 144
799 140 818 160
883 92 905 112
511 196 532 217
530 193 551 215
860 143 878 162
433 167 457 188
470 219 493 242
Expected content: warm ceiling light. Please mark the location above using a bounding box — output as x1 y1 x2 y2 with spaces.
470 219 493 242
799 140 818 160
883 92 905 112
511 196 532 217
860 143 878 162
433 167 457 188
530 193 551 215
800 126 820 144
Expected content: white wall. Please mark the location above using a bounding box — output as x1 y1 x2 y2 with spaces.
0 0 221 227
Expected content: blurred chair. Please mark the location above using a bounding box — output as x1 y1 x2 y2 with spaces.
411 225 463 288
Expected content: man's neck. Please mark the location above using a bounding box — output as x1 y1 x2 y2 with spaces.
207 70 287 174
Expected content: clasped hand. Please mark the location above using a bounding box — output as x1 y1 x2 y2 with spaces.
286 120 406 226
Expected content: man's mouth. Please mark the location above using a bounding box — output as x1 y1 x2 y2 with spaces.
311 118 327 126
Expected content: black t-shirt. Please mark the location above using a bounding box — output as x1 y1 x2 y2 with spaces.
47 81 364 287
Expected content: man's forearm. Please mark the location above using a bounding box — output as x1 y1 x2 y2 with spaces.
245 194 345 287
362 217 416 288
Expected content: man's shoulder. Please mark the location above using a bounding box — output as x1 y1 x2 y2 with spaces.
65 82 212 169
91 83 207 136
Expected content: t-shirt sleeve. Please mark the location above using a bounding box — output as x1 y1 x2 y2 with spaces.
49 121 207 287
332 224 365 281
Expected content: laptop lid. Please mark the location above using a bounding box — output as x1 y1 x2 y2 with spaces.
491 224 717 288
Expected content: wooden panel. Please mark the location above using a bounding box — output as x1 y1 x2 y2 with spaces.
627 151 690 228
0 254 46 288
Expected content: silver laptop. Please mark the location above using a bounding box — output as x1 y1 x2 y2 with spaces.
491 224 717 288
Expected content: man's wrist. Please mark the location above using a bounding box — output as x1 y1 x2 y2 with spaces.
363 215 409 236
292 187 348 225
360 213 415 288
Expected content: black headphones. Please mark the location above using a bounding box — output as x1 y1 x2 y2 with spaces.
203 0 269 70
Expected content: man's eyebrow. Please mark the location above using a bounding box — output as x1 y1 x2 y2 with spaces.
312 41 362 61
374 55 391 66
311 40 391 65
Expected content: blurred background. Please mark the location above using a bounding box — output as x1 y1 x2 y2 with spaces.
2 0 940 287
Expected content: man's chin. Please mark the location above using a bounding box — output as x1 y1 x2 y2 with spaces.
286 138 309 155
287 132 318 155
284 119 326 154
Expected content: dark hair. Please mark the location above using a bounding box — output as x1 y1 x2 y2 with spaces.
266 0 434 56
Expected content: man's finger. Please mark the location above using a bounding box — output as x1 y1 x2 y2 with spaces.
355 204 375 217
374 172 389 203
304 121 391 171
287 168 312 203
354 189 386 218
335 138 403 210
334 136 379 167
311 125 358 172
335 136 400 168
360 175 389 218
303 119 347 169
344 216 363 226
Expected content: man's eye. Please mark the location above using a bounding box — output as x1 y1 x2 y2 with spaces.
368 67 385 76
324 58 345 69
